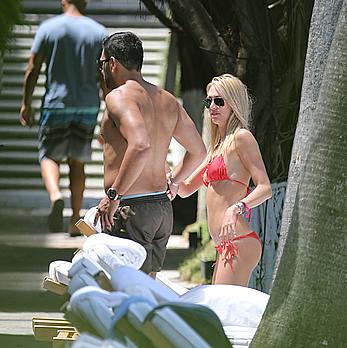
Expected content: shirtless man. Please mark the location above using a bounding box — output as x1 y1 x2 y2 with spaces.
94 32 206 277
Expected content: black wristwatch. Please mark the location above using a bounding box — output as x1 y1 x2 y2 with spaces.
106 187 122 201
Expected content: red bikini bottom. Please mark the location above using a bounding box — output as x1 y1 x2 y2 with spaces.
214 231 262 270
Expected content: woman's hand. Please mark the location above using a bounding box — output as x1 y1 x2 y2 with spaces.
166 171 179 201
219 205 240 242
167 180 179 201
94 196 120 232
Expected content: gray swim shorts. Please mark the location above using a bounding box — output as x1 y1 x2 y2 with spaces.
109 192 173 273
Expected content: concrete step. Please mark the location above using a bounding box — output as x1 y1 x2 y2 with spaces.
0 125 39 138
3 50 164 67
11 25 169 41
8 28 169 43
0 126 102 142
0 113 22 125
1 74 45 87
0 177 103 190
0 68 160 88
22 13 164 28
0 100 41 112
0 150 103 164
0 138 103 151
0 163 103 178
0 148 103 159
0 86 44 99
0 139 40 149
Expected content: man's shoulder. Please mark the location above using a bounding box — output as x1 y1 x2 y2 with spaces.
39 15 105 32
82 16 107 31
37 15 64 30
145 83 177 103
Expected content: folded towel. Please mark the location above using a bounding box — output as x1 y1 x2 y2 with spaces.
48 260 72 285
83 206 102 233
83 234 147 270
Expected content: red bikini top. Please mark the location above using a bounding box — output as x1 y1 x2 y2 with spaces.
200 155 247 187
201 154 252 219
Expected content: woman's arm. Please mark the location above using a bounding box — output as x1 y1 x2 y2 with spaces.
174 160 207 198
234 129 272 208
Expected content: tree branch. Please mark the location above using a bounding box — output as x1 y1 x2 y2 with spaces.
140 0 182 31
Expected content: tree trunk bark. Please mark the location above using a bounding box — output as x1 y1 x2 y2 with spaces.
273 0 344 283
167 0 234 73
251 1 347 346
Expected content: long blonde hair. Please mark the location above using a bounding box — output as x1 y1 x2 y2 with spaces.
204 74 251 161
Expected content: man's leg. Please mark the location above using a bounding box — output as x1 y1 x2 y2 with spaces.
41 157 64 232
67 157 86 236
41 157 62 202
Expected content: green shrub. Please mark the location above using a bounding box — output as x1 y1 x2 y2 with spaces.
0 0 22 53
179 220 216 284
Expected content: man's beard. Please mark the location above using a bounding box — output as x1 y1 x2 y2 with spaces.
104 69 115 90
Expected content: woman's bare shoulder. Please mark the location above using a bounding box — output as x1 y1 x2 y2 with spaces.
234 128 257 146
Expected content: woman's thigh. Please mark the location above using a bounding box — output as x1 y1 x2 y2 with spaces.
213 237 262 286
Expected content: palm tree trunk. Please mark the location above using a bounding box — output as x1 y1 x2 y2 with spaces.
273 0 344 282
251 1 347 346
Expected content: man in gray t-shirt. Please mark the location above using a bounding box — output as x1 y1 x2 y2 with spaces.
20 0 107 235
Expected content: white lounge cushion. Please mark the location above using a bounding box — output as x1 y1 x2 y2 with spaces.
156 272 189 296
69 254 108 278
68 254 111 294
48 232 147 291
111 266 179 304
180 285 269 328
48 260 72 285
72 333 129 348
69 286 128 338
83 234 147 270
68 273 102 295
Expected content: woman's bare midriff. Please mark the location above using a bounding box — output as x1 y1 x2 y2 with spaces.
206 180 252 245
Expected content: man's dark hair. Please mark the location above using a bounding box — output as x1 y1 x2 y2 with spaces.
103 32 143 72
68 0 87 13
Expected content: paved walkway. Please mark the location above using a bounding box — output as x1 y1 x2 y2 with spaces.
0 190 197 347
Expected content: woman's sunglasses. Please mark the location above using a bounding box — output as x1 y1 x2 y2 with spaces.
204 97 225 109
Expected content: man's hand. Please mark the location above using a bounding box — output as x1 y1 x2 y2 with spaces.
94 196 120 232
19 105 33 127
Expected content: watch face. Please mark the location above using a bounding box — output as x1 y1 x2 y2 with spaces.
107 188 117 200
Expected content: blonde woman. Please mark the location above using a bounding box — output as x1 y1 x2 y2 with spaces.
169 74 272 286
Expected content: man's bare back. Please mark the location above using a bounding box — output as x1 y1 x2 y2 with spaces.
101 80 180 195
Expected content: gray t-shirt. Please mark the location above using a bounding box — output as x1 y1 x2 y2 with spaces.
32 14 107 109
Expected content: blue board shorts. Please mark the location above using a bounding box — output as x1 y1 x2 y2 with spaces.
38 107 99 162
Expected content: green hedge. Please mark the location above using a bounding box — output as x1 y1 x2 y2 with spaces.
179 220 216 284
0 0 22 54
